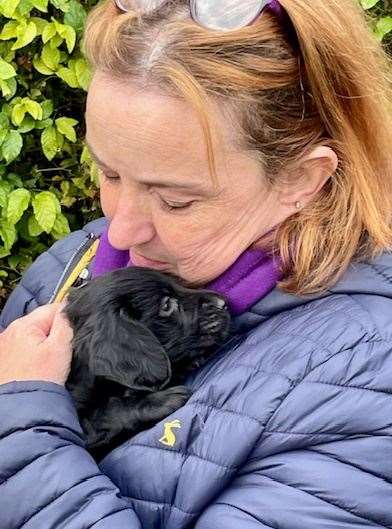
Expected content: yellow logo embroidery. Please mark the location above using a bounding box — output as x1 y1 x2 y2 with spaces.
159 419 182 447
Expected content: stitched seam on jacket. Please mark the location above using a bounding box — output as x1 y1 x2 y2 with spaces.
260 346 366 438
302 380 392 396
122 442 238 470
262 430 391 437
0 422 84 445
204 501 278 529
231 365 295 384
87 508 137 529
346 293 383 340
47 248 68 269
270 303 370 337
307 447 392 486
0 388 71 397
1 443 83 486
190 399 268 426
19 473 103 529
127 495 198 516
368 263 392 285
258 472 391 529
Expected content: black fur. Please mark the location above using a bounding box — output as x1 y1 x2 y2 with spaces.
64 267 231 460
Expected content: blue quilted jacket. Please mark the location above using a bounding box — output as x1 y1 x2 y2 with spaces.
1 217 392 529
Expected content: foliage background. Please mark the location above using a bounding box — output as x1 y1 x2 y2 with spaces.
0 0 391 307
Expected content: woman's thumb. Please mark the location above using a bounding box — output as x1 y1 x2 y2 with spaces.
47 304 73 345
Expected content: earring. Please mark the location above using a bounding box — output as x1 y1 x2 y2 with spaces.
295 201 302 210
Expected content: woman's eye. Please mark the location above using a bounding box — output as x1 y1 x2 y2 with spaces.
159 197 194 211
103 174 120 183
98 168 120 183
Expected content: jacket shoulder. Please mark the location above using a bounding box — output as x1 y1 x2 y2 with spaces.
0 217 107 330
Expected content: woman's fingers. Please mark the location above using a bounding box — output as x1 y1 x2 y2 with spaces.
11 303 62 337
47 305 73 345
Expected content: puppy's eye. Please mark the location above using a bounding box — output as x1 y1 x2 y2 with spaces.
159 296 179 317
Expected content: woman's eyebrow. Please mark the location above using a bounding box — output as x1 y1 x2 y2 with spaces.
85 140 114 170
85 139 210 192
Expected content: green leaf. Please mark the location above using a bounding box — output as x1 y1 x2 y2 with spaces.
3 77 17 99
56 129 64 150
0 248 11 259
42 22 56 43
0 20 19 40
0 0 20 18
64 0 86 33
0 58 16 80
33 54 53 75
49 33 63 48
24 99 43 120
17 0 33 15
41 99 53 119
0 112 10 129
55 116 77 142
51 212 70 239
34 117 52 130
49 0 69 12
11 21 37 51
41 43 60 71
30 17 47 35
0 180 12 208
40 125 57 160
1 130 22 163
6 172 22 187
31 0 47 12
27 214 43 236
375 17 392 40
11 102 26 126
17 114 35 133
8 254 20 269
0 127 7 146
80 144 92 164
32 191 59 232
56 66 78 87
62 24 76 53
0 219 17 249
75 58 91 91
360 0 380 8
7 188 30 224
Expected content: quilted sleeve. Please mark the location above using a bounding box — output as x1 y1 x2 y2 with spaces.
0 381 141 529
194 342 392 528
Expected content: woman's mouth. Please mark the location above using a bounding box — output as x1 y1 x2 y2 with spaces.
130 250 169 270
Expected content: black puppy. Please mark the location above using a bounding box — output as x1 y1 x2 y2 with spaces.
64 267 231 460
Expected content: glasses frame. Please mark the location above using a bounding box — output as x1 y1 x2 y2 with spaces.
113 0 284 32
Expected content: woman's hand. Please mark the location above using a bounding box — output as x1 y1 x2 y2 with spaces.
0 303 73 386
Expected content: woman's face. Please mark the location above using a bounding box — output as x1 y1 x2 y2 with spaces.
85 72 293 285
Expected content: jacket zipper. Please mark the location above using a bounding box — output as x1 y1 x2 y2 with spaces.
49 232 98 303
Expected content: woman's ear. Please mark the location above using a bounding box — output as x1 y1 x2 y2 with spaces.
278 146 339 209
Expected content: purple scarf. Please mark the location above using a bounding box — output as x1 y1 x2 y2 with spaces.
92 227 282 315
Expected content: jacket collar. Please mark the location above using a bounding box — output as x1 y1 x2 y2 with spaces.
233 252 392 333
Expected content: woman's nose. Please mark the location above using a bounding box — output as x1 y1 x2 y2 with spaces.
107 189 156 250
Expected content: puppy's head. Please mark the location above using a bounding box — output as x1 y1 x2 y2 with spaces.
66 267 231 368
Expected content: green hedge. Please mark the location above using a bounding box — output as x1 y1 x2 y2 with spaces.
0 0 391 307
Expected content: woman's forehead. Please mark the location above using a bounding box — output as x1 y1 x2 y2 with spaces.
85 75 238 187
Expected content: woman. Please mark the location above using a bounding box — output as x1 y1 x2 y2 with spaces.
1 0 392 527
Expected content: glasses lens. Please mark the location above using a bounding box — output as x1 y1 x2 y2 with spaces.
115 0 167 14
190 0 271 31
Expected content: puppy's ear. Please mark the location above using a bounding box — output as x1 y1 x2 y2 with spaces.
89 309 172 392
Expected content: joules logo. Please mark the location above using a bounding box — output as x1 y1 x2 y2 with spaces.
159 419 182 447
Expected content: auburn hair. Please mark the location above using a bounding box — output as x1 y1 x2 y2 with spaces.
82 0 392 295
